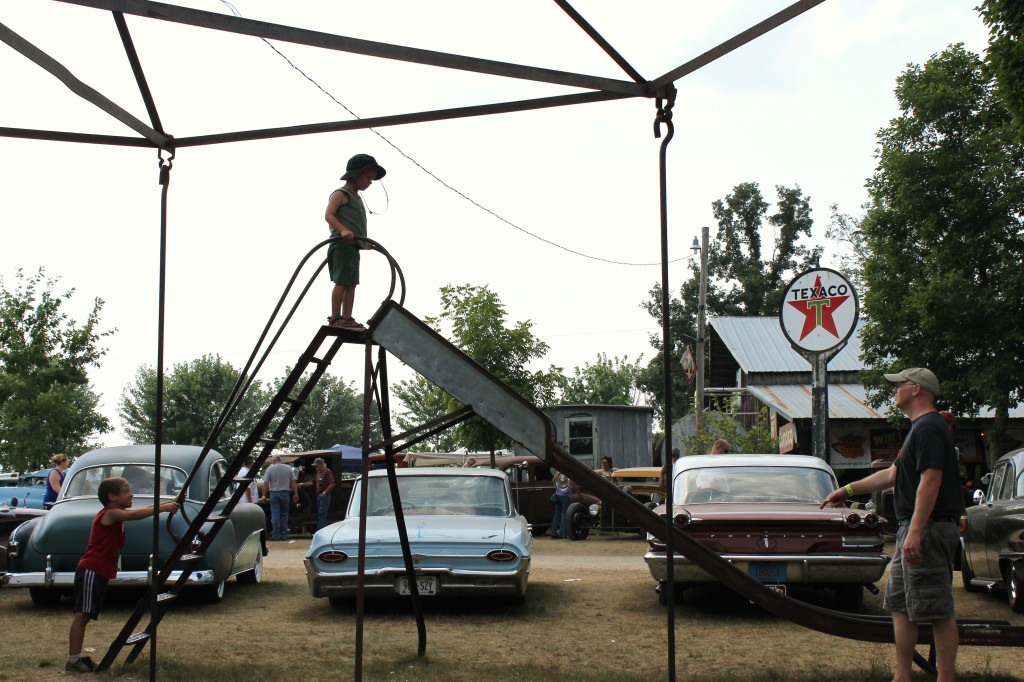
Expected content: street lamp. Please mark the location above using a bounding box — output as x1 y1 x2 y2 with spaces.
690 226 709 434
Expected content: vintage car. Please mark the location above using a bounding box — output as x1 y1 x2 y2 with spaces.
1 502 47 572
961 448 1024 612
644 454 890 609
304 467 533 605
3 445 266 605
566 467 664 540
0 469 50 510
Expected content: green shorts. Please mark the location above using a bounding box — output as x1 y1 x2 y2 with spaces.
328 243 360 286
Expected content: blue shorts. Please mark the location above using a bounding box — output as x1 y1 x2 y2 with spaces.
883 521 958 622
73 566 109 620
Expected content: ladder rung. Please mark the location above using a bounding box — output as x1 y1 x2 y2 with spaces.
180 553 203 562
283 397 305 406
207 515 229 523
233 476 254 484
259 436 280 444
156 592 178 603
126 632 151 645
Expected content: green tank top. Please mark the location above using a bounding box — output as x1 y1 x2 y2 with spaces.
330 187 367 242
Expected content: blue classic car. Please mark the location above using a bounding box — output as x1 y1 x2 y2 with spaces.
3 445 266 605
0 469 50 510
304 467 533 606
961 448 1024 612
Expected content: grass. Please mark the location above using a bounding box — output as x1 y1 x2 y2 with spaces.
1 535 1022 681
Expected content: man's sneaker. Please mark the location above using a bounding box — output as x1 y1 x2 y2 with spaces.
65 656 96 673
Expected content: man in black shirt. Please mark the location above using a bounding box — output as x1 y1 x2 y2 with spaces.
821 367 960 682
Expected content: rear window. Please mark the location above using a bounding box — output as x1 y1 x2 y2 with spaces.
674 465 835 504
64 464 188 499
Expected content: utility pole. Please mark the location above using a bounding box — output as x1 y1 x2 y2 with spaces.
691 225 709 434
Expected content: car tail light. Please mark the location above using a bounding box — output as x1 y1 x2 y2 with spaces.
6 538 17 559
862 513 879 528
673 511 692 528
844 512 862 528
486 549 518 563
317 550 349 564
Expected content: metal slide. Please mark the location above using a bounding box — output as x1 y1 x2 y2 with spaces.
368 299 1024 651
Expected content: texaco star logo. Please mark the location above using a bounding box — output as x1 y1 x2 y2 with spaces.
779 268 859 353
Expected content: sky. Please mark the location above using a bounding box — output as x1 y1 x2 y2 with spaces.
0 1 992 446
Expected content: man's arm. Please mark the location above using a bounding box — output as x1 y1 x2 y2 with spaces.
820 464 897 508
322 472 335 496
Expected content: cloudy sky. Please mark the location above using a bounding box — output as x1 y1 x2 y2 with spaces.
1 1 990 445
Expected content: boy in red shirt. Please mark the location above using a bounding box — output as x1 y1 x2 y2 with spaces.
66 477 179 673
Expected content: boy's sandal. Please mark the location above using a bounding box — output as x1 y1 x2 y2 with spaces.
327 315 346 328
339 317 366 330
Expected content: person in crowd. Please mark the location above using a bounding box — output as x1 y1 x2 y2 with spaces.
325 153 386 329
300 457 336 531
43 453 70 507
820 368 960 682
550 472 573 539
659 447 680 489
66 477 178 673
596 456 617 479
261 455 298 540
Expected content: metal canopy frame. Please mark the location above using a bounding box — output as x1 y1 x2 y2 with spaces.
0 2 834 681
2 0 826 149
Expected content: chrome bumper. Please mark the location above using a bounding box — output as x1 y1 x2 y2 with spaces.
304 557 531 598
644 551 890 584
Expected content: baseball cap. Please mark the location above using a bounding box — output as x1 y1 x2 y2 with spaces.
313 457 325 466
884 367 941 396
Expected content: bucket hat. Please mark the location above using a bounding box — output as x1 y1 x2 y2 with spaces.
340 153 386 181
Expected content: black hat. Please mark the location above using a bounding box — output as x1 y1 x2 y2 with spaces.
340 153 386 181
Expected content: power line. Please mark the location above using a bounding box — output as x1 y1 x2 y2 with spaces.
218 1 690 267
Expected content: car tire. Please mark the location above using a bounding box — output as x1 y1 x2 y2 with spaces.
237 553 262 585
833 584 864 610
960 544 984 593
328 596 353 609
1006 564 1024 613
566 502 590 541
197 578 226 604
657 581 684 607
29 587 61 607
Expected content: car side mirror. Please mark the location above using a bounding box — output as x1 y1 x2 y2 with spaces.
981 473 992 486
972 489 985 505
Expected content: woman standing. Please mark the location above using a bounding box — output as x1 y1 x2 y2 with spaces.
596 456 617 479
550 473 573 539
43 453 70 507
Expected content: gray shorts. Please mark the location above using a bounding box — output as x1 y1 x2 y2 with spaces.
883 520 958 622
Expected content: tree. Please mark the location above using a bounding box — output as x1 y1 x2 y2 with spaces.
858 44 1024 466
119 354 269 456
0 269 113 470
979 0 1024 137
560 353 644 406
272 370 378 451
638 183 823 423
394 284 564 452
683 400 774 456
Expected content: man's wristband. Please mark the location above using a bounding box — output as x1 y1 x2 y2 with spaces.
844 483 855 497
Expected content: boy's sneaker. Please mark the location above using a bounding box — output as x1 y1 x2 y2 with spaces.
65 656 96 673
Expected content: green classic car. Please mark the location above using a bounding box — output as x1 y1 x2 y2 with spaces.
2 445 265 605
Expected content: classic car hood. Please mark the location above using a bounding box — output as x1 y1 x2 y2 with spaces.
322 515 516 545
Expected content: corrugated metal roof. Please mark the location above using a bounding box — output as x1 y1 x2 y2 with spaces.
746 384 887 421
710 316 863 373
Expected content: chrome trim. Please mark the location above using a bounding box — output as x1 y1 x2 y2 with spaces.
3 569 216 588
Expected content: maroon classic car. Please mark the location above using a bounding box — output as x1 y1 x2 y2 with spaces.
961 447 1024 612
644 454 890 610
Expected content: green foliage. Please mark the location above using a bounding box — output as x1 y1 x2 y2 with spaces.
392 375 461 452
274 370 378 451
683 400 775 456
0 269 113 470
979 0 1024 137
118 354 268 456
394 284 564 452
858 44 1024 463
559 352 643 406
638 183 822 424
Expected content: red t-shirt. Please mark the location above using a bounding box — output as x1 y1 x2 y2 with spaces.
78 507 125 579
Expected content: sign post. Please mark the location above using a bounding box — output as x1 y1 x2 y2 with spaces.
779 268 859 462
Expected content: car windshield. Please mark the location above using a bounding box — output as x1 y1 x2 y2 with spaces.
352 475 511 517
64 464 188 499
674 465 835 504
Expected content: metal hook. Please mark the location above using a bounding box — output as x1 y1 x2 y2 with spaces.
157 138 176 186
652 85 677 139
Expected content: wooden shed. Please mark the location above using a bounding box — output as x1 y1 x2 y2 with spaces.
514 404 654 469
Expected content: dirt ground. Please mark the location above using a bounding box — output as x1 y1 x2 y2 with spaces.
1 534 1022 681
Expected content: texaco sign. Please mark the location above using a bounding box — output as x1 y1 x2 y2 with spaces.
779 268 859 353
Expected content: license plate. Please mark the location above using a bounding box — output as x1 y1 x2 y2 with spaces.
749 562 786 584
397 575 437 596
